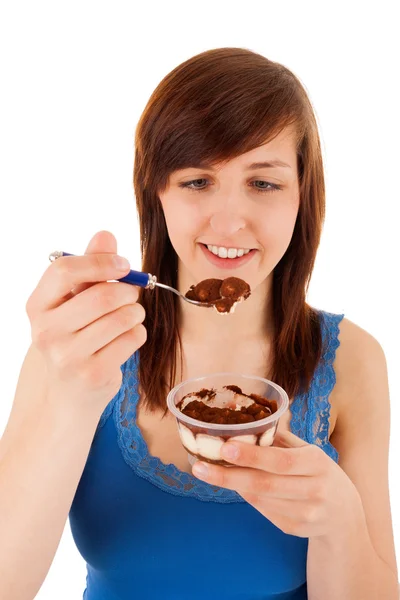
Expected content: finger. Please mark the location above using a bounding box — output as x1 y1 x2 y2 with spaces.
29 237 130 315
239 492 310 536
73 300 146 356
240 491 303 518
192 462 314 499
30 230 121 312
33 253 131 312
69 230 118 298
218 440 324 476
53 279 140 334
273 429 309 448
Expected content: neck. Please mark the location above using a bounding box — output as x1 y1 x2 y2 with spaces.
177 271 274 344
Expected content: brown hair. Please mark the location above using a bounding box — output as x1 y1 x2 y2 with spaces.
133 47 324 412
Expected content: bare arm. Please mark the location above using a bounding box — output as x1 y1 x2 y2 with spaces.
0 345 103 600
307 318 398 599
0 231 147 600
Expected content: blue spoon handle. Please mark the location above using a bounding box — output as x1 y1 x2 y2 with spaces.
49 251 152 288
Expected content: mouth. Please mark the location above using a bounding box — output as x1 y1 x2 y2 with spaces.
199 243 257 270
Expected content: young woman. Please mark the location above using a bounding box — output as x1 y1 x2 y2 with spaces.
0 48 398 599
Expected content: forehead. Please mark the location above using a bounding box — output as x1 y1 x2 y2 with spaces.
230 127 297 167
172 126 298 176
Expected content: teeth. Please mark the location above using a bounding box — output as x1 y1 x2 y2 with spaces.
206 245 251 259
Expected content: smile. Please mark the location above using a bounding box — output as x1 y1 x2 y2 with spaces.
200 243 257 270
206 245 251 259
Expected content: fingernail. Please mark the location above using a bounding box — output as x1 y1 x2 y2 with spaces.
114 256 130 270
221 443 239 459
192 462 209 478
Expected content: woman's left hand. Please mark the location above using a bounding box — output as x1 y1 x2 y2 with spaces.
192 430 365 538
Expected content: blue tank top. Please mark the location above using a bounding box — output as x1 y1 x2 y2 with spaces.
69 310 344 599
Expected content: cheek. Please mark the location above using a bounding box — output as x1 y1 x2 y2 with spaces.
162 199 203 250
257 201 299 251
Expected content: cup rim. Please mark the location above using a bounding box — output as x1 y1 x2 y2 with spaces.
166 372 289 431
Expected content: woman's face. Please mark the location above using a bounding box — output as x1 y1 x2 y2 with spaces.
159 126 300 295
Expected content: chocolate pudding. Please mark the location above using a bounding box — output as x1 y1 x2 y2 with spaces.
185 277 251 313
176 385 278 465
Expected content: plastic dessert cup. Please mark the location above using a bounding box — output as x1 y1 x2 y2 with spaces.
166 372 289 467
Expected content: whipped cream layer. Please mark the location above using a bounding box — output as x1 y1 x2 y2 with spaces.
175 385 279 464
179 387 254 412
178 422 276 463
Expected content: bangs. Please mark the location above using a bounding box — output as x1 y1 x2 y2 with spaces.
135 48 305 194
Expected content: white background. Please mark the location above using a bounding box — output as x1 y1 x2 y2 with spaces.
0 1 399 598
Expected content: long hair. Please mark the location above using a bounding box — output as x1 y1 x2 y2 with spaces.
133 47 325 412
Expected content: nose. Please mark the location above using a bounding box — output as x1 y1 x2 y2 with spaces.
209 211 246 237
209 197 246 237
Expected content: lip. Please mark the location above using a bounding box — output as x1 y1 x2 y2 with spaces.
199 243 257 270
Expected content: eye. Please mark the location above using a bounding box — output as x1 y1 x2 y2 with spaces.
250 180 283 194
178 178 209 191
178 178 283 194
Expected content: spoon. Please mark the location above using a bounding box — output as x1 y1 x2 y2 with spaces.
48 251 212 307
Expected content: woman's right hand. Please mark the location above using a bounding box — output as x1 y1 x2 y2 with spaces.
25 231 147 414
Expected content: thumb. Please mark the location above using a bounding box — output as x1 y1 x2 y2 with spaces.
272 429 309 449
70 230 119 297
84 229 118 255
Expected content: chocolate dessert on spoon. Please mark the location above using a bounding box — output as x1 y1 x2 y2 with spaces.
185 277 251 313
48 252 250 312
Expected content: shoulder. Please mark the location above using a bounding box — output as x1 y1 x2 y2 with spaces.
327 315 389 438
333 316 387 392
317 310 386 377
336 315 383 351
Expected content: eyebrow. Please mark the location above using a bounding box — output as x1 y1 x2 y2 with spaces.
182 159 292 171
245 160 292 170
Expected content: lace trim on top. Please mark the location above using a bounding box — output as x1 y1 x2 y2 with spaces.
290 311 344 463
96 310 344 503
